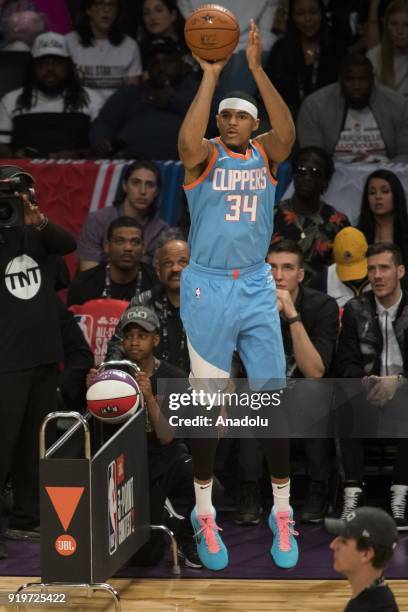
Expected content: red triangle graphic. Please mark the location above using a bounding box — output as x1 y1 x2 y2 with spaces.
45 487 85 531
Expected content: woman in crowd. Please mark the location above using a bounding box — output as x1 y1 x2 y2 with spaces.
77 159 169 270
366 0 408 96
139 0 189 67
66 0 142 102
357 169 408 270
272 146 350 287
265 0 344 118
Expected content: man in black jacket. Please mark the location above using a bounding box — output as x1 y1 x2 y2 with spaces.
0 165 76 558
267 239 339 523
326 506 399 612
335 242 408 530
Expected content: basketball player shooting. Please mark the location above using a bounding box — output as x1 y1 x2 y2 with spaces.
178 20 298 571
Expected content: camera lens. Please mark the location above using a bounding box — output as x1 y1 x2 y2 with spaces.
0 202 12 222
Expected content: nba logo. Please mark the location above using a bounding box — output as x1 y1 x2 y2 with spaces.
108 460 118 555
74 314 93 346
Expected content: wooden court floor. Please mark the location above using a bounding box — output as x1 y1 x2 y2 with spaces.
0 577 407 612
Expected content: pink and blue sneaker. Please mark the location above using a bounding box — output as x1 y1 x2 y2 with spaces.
190 508 228 571
268 506 299 568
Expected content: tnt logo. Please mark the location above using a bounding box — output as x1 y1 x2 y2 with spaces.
5 255 41 300
108 461 118 555
74 314 93 346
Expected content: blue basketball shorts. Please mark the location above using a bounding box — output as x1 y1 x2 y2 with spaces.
180 260 286 388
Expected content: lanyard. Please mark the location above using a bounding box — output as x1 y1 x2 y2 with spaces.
101 263 143 299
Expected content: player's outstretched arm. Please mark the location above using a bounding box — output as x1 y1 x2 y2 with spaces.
247 20 295 165
178 55 229 176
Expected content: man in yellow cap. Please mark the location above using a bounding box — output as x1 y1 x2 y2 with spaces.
325 227 371 308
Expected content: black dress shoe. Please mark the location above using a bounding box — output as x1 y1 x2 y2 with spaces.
234 481 263 526
301 480 329 523
5 526 40 541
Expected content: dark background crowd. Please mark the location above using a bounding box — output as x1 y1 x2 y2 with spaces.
0 0 408 570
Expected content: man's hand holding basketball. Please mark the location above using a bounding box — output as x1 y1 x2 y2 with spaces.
192 53 230 78
246 19 262 72
136 371 155 404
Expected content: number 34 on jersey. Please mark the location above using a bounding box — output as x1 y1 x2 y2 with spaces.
225 194 258 223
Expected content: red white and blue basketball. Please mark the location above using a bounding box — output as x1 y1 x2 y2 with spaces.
86 369 140 424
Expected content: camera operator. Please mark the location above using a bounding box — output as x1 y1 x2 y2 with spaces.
0 165 76 559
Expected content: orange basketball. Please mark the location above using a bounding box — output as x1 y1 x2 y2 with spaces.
184 4 240 62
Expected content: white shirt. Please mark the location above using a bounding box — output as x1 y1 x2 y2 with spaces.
0 86 103 144
66 31 142 103
375 292 404 376
334 107 388 162
326 263 370 308
367 45 408 98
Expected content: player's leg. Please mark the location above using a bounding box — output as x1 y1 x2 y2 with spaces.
238 264 298 568
261 438 299 568
180 266 236 570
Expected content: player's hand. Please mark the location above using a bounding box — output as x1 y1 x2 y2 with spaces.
136 371 154 402
20 192 44 226
192 53 231 77
275 289 297 320
246 19 262 71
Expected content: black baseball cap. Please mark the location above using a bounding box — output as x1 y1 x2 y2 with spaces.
121 306 160 333
325 507 398 549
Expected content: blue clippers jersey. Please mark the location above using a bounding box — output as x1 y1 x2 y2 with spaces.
184 137 277 269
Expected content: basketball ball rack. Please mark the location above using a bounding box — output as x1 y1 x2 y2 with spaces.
13 360 181 611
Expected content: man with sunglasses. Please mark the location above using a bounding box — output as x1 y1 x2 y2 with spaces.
272 146 350 288
67 216 156 305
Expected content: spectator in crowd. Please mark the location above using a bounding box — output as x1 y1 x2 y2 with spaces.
271 0 366 50
0 0 46 51
267 240 339 523
326 507 399 612
89 38 220 159
363 0 398 51
0 31 103 158
357 169 408 274
139 0 189 66
322 227 370 307
67 216 157 305
265 0 344 119
272 146 350 287
178 0 280 94
335 242 408 531
0 165 76 558
107 232 190 373
366 0 408 97
66 0 142 103
88 305 201 568
297 53 408 162
77 160 169 271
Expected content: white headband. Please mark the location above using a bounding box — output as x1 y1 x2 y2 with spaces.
218 97 258 120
